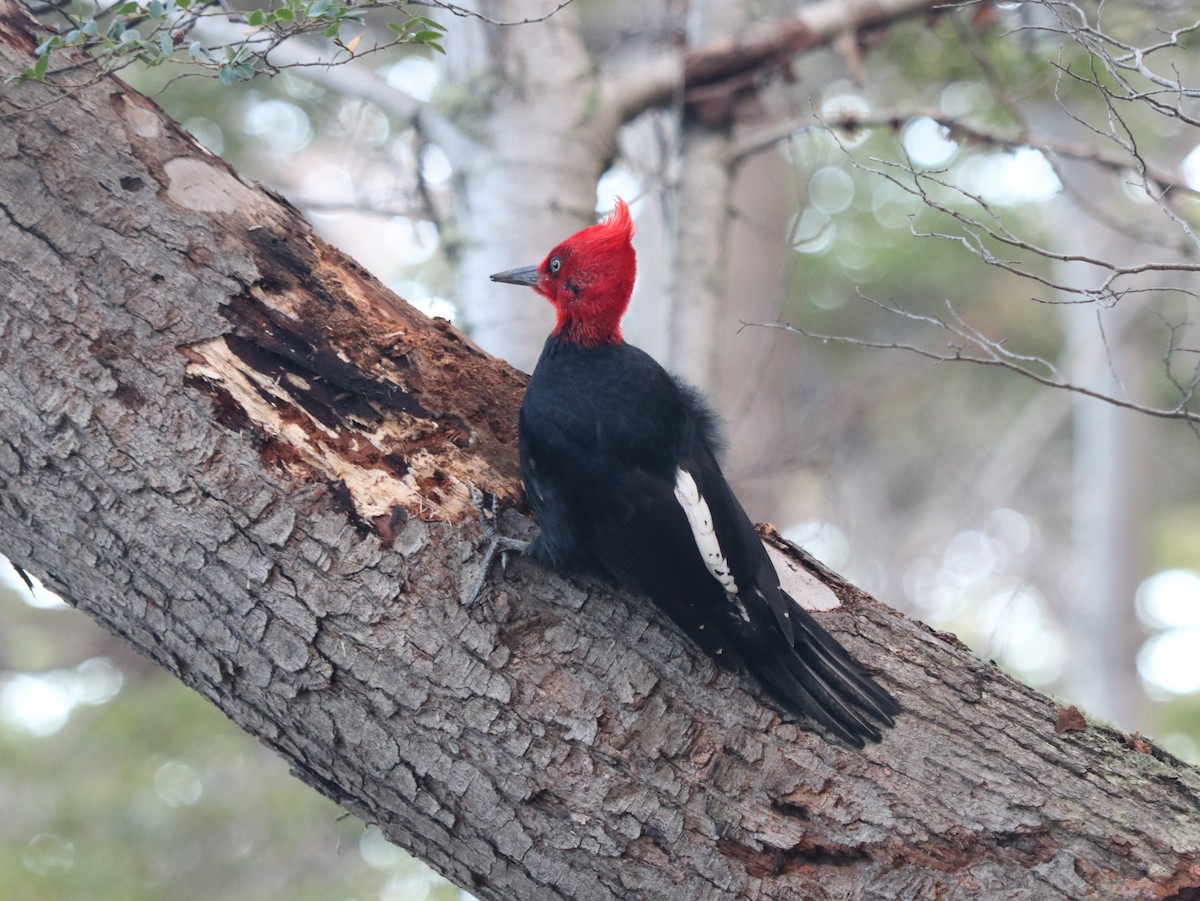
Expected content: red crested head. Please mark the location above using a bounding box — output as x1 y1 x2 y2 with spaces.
491 198 637 347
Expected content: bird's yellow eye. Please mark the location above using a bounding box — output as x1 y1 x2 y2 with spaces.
550 257 562 274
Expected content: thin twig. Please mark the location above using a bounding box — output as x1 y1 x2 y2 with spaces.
742 319 1200 424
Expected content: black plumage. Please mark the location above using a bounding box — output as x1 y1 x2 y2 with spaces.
518 338 898 747
491 198 898 747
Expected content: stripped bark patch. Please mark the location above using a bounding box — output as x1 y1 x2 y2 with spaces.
185 333 512 525
182 225 526 530
1056 705 1087 734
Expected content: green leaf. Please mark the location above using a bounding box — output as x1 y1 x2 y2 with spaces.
32 52 50 79
188 39 203 59
424 40 445 54
159 32 173 56
274 7 294 21
215 61 254 84
114 2 140 14
35 36 57 57
82 18 98 35
65 29 81 44
147 0 165 18
176 0 190 9
246 9 265 26
308 0 331 18
323 21 340 37
411 30 443 44
408 16 445 31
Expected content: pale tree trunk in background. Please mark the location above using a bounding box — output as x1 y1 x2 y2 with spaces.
1061 272 1151 732
716 151 810 519
613 113 676 362
439 1 624 373
661 0 807 523
666 124 731 386
1035 99 1168 732
665 0 739 390
3 8 1200 899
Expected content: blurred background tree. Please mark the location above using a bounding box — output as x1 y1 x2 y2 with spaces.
8 0 1200 895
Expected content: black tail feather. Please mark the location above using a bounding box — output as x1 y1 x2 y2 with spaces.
792 606 900 722
780 642 886 741
752 657 876 748
740 593 898 747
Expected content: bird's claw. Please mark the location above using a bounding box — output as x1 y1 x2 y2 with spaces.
463 487 530 607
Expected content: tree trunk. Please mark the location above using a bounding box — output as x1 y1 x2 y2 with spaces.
439 0 627 372
2 6 1200 899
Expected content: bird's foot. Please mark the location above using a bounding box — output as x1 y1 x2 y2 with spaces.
462 487 530 607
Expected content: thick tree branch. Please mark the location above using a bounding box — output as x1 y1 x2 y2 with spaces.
604 0 947 127
2 5 1200 899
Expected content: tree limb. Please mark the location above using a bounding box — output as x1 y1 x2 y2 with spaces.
603 0 947 128
2 4 1199 898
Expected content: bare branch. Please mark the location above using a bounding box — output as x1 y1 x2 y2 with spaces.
731 109 1200 205
414 0 579 27
743 317 1200 424
842 146 1200 306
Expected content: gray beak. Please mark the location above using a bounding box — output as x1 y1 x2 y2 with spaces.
490 265 540 287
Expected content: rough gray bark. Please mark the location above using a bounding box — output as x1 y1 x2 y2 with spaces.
2 6 1200 899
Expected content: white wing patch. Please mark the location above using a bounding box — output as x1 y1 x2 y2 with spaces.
673 468 743 605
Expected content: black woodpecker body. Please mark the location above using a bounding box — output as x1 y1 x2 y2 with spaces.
491 199 898 747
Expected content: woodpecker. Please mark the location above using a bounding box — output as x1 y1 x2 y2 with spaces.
491 199 898 747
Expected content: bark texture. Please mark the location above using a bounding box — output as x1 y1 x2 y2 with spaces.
2 6 1200 899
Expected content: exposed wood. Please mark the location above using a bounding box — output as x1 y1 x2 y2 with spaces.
2 5 1199 900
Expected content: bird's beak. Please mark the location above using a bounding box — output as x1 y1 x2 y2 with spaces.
490 265 541 288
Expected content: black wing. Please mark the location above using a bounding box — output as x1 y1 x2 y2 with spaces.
591 413 898 746
520 339 898 745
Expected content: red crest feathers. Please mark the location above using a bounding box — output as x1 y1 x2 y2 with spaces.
600 197 634 243
508 196 639 347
